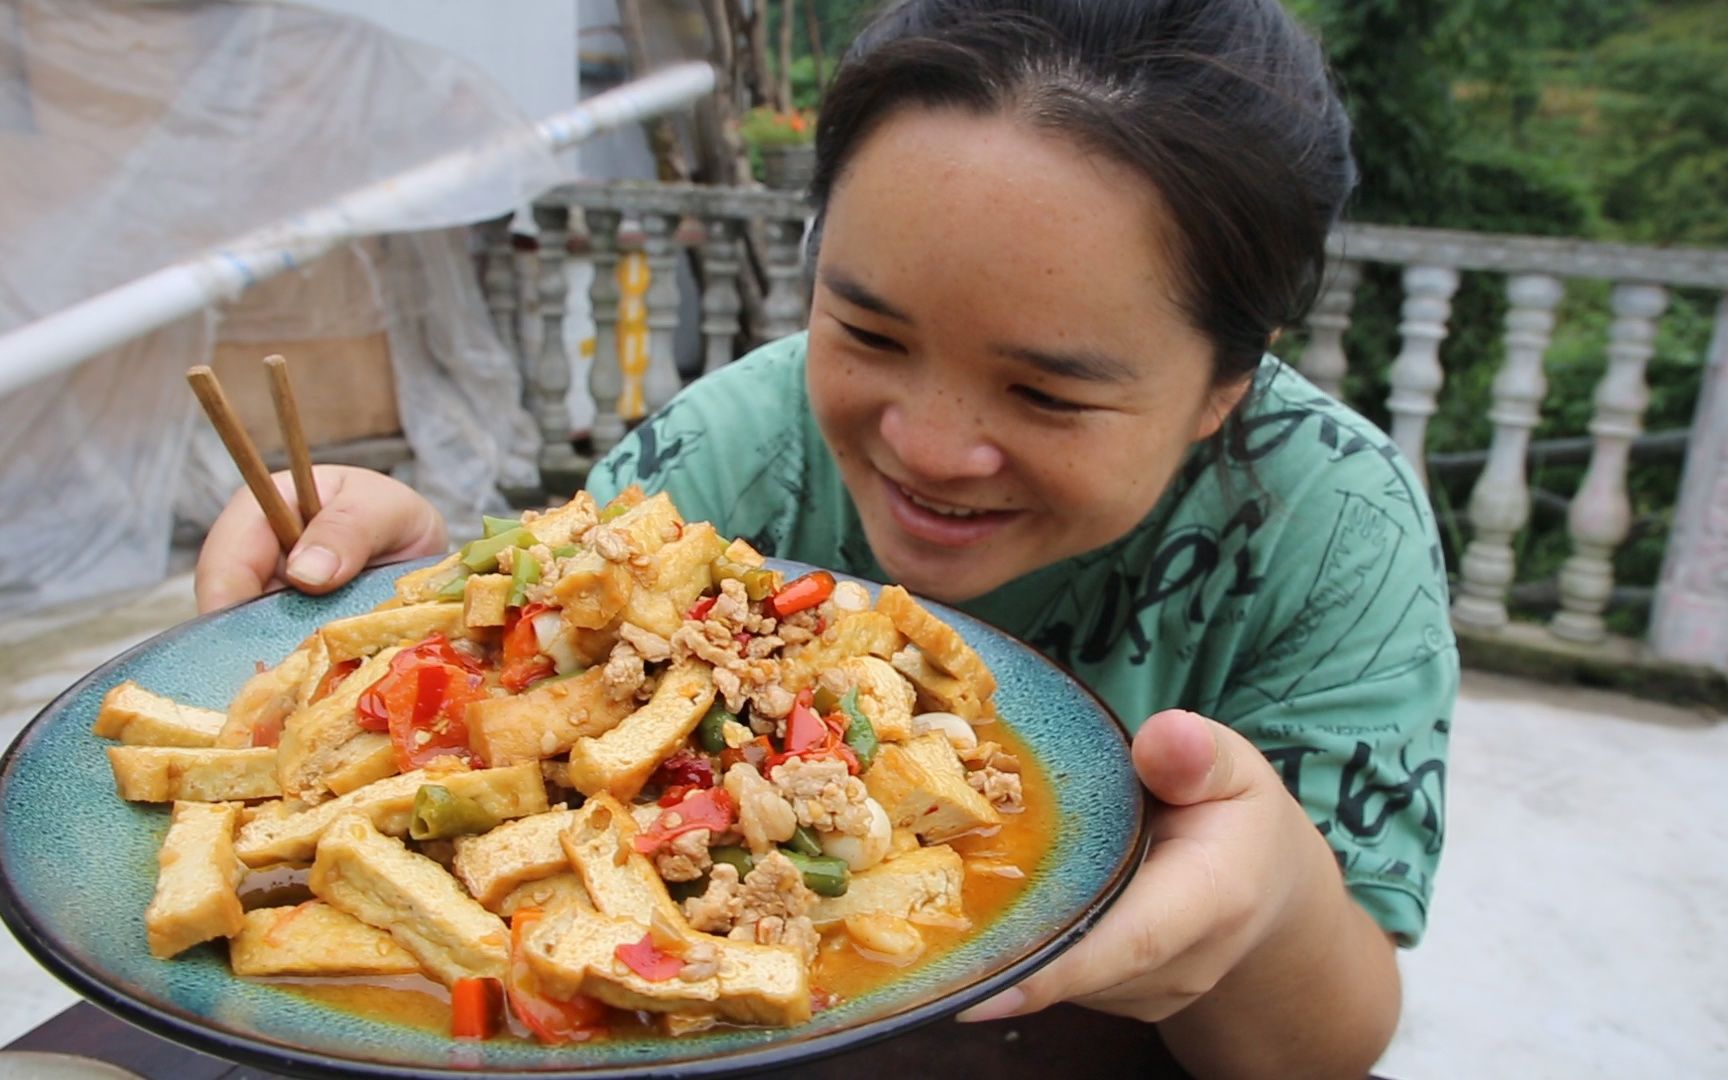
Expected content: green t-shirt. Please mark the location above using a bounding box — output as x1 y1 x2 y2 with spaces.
588 333 1455 945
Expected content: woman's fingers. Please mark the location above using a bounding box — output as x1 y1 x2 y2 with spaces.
194 466 447 613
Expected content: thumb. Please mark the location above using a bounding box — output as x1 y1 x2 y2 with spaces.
1131 709 1257 807
282 469 447 595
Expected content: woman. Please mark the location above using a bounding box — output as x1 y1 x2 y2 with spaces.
199 2 1454 1074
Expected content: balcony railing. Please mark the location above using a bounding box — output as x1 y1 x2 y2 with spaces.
480 180 1728 679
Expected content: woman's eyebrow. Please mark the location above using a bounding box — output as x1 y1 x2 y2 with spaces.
818 269 914 323
994 344 1136 384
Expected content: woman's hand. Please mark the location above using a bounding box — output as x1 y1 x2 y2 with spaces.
958 709 1400 1077
194 465 448 613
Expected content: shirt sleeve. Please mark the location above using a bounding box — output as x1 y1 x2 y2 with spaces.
584 337 808 554
1211 450 1457 946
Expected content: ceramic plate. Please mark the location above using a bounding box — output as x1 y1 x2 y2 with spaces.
0 559 1149 1078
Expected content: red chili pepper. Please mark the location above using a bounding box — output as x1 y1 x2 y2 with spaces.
783 699 828 754
309 658 362 704
615 933 684 982
765 571 834 619
633 788 735 854
451 977 502 1040
507 910 608 1043
649 749 714 793
688 596 717 622
501 605 556 693
355 635 487 771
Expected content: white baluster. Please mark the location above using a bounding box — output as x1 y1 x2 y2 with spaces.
760 216 808 342
1648 291 1728 669
640 210 685 413
1299 259 1360 397
529 203 583 490
481 215 518 357
1385 265 1460 479
700 214 744 374
584 207 627 457
1453 274 1565 630
1551 282 1670 644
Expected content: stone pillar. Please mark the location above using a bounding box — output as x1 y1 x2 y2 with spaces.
640 210 685 413
480 214 518 357
1453 274 1565 630
1386 265 1460 480
528 203 584 491
1648 291 1728 669
700 214 744 375
1299 259 1360 397
760 216 808 342
584 207 627 457
1551 282 1670 644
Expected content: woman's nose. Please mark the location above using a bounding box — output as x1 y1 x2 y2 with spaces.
878 400 1004 481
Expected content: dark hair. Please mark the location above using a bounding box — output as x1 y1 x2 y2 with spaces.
808 0 1356 389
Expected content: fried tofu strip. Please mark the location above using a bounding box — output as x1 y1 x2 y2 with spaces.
310 814 509 985
463 574 512 629
523 490 599 547
275 646 402 803
392 553 466 605
808 844 965 930
552 551 635 630
779 611 905 695
318 605 466 664
831 656 916 742
876 585 996 702
94 682 225 748
565 664 716 800
452 809 582 910
110 746 280 803
234 763 548 867
558 794 691 936
466 667 634 766
145 801 245 958
617 522 727 639
890 644 991 724
863 733 1000 842
496 872 593 919
217 641 317 748
522 909 811 1027
230 901 423 977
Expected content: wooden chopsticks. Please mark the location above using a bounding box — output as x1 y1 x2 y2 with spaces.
186 354 320 554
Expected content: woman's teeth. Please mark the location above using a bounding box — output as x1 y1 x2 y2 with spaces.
903 487 986 518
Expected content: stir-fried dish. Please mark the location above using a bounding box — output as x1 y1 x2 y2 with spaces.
94 488 1046 1042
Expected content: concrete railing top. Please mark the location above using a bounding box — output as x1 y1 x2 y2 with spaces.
1332 224 1728 289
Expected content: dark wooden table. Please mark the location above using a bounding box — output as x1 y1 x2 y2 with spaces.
5 1000 1197 1079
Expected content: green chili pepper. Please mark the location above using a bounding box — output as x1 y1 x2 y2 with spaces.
710 557 778 603
551 545 579 559
781 850 849 897
710 846 754 878
459 526 535 573
812 687 839 716
482 514 523 539
598 500 631 523
508 550 541 607
786 825 823 858
409 785 502 840
696 702 736 754
435 566 474 602
838 687 879 769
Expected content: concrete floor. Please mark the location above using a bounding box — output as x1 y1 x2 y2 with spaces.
1 575 1724 1077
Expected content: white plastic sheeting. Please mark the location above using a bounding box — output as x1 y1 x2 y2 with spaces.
0 1 572 616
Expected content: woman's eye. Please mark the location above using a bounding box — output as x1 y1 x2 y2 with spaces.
837 321 904 353
1013 385 1087 413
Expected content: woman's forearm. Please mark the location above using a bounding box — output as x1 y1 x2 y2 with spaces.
1158 821 1403 1080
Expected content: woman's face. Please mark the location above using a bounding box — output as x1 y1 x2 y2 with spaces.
806 108 1246 603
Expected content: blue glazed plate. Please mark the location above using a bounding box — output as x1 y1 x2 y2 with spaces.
0 559 1149 1079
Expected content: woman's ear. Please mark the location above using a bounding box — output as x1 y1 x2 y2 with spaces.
1190 375 1252 442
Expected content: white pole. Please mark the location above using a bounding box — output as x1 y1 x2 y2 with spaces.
0 62 716 399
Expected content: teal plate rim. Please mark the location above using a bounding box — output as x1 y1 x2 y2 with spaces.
0 558 1151 1079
